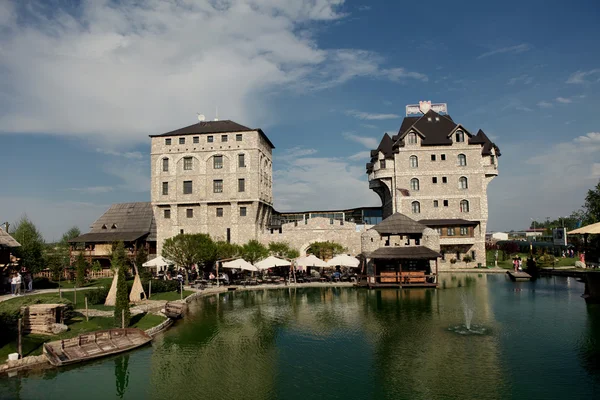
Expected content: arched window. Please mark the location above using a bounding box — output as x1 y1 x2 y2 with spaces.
162 158 169 172
410 178 420 191
408 132 417 144
455 130 465 143
458 154 466 166
460 200 469 213
410 155 418 168
459 176 468 189
411 201 421 214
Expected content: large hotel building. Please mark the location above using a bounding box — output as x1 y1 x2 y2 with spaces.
70 102 499 269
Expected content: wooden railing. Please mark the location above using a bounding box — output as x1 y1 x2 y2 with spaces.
34 269 114 280
366 272 437 285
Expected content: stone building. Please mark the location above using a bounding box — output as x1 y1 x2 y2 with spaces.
366 102 500 268
149 120 275 254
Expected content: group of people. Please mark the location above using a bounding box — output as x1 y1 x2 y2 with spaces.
2 269 33 296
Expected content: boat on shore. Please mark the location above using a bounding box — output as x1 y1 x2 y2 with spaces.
43 328 152 367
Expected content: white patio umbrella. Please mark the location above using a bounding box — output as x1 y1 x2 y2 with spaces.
295 254 327 269
326 254 360 268
222 258 257 272
255 256 291 270
142 256 175 274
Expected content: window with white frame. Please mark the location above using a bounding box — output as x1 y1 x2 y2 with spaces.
455 130 465 142
411 201 420 214
162 158 169 172
410 155 418 168
213 155 223 169
165 138 171 145
447 227 455 236
459 176 468 189
408 132 417 144
183 157 193 170
460 200 469 213
460 226 469 236
410 178 420 191
179 137 185 145
213 179 223 193
458 154 467 166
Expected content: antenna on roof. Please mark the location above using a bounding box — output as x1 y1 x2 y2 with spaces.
214 105 219 121
197 113 206 122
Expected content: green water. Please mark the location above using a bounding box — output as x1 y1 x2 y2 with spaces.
1 274 599 399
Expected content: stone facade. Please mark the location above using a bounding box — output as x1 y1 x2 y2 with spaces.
150 121 274 254
367 105 500 269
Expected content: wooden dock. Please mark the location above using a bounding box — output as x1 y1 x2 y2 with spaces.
507 271 532 281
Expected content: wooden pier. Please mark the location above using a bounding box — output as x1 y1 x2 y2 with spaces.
507 271 532 281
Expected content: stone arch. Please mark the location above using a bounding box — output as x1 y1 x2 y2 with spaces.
299 239 323 257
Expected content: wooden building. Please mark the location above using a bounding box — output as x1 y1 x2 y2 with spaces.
0 227 20 270
69 202 157 268
360 213 441 288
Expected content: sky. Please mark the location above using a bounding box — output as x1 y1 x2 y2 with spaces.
1 0 599 241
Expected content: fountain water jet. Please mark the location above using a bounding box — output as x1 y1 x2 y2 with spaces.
461 292 475 330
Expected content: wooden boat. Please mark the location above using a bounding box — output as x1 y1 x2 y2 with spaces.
43 328 152 367
507 270 532 281
163 301 185 319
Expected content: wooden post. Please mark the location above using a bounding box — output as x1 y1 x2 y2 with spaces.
149 280 152 299
18 318 22 358
85 296 89 322
74 286 77 306
121 309 125 329
180 280 183 301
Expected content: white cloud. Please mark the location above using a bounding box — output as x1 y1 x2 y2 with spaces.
556 97 573 104
566 69 600 84
537 101 553 108
345 110 400 120
507 74 533 85
96 148 143 159
357 5 371 11
361 123 378 129
574 132 600 145
70 186 114 194
278 146 318 162
103 160 150 193
342 132 379 149
477 43 530 59
348 151 370 161
0 1 423 144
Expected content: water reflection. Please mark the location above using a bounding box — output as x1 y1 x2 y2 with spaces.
114 355 130 398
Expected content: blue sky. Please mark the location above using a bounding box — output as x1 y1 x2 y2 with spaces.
1 0 599 241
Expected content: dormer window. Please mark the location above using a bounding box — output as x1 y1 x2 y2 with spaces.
408 132 417 144
111 224 117 229
101 224 107 230
455 130 465 143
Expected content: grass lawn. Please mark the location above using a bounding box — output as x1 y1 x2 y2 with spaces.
149 290 193 301
0 312 166 361
1 291 114 312
486 251 578 269
57 277 114 289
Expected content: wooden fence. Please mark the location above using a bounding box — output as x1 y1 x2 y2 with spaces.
34 269 114 280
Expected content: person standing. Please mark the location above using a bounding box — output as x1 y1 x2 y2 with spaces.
15 272 22 296
27 271 33 292
10 273 17 295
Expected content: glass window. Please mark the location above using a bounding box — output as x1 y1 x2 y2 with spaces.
431 154 436 161
443 200 449 207
213 179 223 193
380 159 386 169
165 138 171 145
455 130 465 142
410 178 419 191
408 132 417 144
435 228 442 235
186 209 193 218
490 155 495 165
238 178 245 192
162 158 169 172
179 137 185 145
432 177 437 184
207 135 213 143
221 134 228 142
442 177 447 184
236 134 243 141
183 180 192 194
216 207 223 217
447 227 455 236
460 227 469 236
458 154 467 166
162 182 168 195
460 200 469 213
411 201 420 214
164 209 171 219
193 136 199 144
240 207 247 217
441 154 446 161
238 154 245 168
433 200 438 208
183 157 193 170
459 176 468 189
410 155 418 168
214 155 223 169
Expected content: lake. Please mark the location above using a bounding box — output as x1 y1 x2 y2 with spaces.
1 274 599 399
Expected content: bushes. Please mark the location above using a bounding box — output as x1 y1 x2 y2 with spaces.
86 288 109 305
462 255 473 264
0 296 74 340
33 277 59 289
143 279 180 293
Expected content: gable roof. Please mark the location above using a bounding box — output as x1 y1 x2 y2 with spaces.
371 213 427 235
370 133 394 161
70 202 156 243
469 129 501 156
149 120 275 149
0 228 20 248
367 246 440 260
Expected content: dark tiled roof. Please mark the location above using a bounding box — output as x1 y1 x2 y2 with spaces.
0 228 20 248
372 213 427 235
366 162 373 173
469 129 501 156
411 110 457 146
366 246 441 260
150 120 275 149
70 202 156 243
398 117 419 135
377 133 394 158
419 219 479 227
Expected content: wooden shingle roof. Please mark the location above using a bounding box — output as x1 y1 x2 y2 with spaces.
367 246 441 259
371 213 427 235
0 228 20 248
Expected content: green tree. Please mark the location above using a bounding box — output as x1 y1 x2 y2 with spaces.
133 245 148 275
11 215 45 272
307 241 346 260
75 252 88 287
214 241 241 261
241 240 269 264
162 233 216 281
112 242 131 327
582 180 600 225
268 242 299 259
